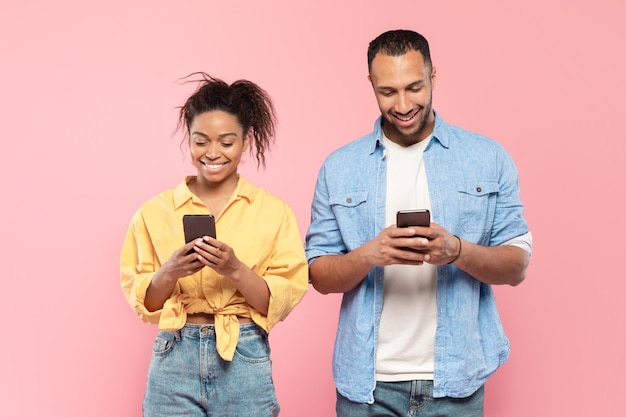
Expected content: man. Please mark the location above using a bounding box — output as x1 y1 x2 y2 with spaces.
305 29 531 416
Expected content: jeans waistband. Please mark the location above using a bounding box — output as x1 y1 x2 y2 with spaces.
172 322 264 340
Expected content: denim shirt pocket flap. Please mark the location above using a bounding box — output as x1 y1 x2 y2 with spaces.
329 190 368 208
328 190 369 248
456 180 500 235
457 180 499 197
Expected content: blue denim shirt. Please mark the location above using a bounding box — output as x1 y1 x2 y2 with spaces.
305 113 529 403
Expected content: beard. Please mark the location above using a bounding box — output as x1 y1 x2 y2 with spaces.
382 95 433 145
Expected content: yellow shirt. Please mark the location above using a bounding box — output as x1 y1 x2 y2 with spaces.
120 176 308 360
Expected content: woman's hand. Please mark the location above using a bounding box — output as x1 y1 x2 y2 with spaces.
193 237 270 315
192 237 244 277
144 241 206 312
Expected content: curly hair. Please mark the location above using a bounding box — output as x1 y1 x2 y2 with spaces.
367 30 432 72
175 72 277 168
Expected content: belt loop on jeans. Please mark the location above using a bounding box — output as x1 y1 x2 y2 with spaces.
173 329 181 341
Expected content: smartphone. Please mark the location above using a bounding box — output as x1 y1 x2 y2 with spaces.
396 209 430 228
183 214 216 253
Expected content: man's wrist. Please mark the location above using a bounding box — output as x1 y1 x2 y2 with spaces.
447 235 462 264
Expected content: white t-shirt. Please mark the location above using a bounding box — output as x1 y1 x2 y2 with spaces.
376 134 437 381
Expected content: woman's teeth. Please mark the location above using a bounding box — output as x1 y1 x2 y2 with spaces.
204 162 224 169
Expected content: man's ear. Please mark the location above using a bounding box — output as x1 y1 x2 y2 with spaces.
431 66 437 90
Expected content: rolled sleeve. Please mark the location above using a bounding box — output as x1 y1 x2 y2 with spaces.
254 208 308 330
305 163 350 264
490 149 529 245
120 211 162 325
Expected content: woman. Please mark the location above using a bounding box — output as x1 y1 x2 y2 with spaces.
120 73 308 417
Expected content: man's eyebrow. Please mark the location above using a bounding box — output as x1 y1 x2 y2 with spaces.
376 80 426 91
406 80 426 88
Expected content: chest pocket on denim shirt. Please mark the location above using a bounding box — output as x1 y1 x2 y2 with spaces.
457 180 499 234
329 190 369 248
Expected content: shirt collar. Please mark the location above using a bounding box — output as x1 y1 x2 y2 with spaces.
173 175 255 211
431 111 450 149
370 111 450 151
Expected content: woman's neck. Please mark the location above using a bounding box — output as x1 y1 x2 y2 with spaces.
189 175 239 216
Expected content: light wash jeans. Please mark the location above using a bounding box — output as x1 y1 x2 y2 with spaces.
143 323 279 417
336 380 484 417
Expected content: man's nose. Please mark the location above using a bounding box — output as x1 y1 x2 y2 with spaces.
394 92 412 114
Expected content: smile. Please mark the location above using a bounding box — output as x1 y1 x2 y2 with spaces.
393 110 418 123
202 161 227 169
396 114 415 122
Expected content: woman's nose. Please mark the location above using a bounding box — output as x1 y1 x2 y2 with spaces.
205 145 218 159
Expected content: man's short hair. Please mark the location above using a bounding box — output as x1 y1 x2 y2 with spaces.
367 30 432 72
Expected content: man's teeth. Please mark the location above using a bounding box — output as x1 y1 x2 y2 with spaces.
397 114 414 121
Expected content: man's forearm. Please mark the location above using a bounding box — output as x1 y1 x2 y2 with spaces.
309 246 374 294
454 241 529 286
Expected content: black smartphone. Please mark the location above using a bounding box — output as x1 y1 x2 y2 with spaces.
396 209 430 228
183 214 216 254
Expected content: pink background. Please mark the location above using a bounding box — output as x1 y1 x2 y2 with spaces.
1 1 624 416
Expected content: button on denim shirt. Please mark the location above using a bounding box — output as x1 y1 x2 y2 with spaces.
305 113 529 403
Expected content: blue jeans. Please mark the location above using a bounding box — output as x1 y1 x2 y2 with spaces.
143 323 279 417
336 380 484 417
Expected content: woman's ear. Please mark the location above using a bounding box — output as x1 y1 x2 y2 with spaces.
243 128 253 152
